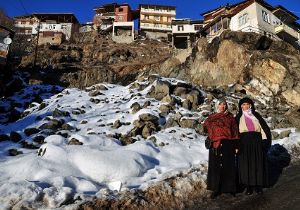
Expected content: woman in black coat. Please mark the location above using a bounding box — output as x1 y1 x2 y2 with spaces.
236 97 271 195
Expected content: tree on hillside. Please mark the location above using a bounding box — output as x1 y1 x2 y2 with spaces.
0 8 14 30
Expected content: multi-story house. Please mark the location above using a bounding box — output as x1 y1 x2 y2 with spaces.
139 4 176 39
14 13 80 45
112 3 139 43
172 19 204 49
93 3 118 31
200 0 300 47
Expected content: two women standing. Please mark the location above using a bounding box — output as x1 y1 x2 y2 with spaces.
204 97 271 198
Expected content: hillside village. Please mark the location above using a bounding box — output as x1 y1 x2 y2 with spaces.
1 0 300 54
0 0 300 209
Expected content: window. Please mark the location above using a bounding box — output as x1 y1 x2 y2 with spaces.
238 13 248 26
194 25 202 31
213 24 218 33
178 25 184 31
167 17 172 22
262 10 270 24
49 25 56 30
144 15 149 20
154 16 160 21
118 8 123 12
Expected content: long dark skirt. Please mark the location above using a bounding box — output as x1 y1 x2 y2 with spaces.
207 139 238 193
238 131 269 187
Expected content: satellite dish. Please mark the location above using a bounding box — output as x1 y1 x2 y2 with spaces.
3 37 12 45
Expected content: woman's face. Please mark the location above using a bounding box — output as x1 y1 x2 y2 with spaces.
241 102 251 111
218 102 227 113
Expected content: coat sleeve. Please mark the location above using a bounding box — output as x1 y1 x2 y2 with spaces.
255 112 272 141
254 112 272 152
231 115 240 150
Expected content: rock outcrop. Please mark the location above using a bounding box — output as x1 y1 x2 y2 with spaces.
152 31 300 107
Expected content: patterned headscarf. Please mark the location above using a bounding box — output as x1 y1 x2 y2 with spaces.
215 98 228 113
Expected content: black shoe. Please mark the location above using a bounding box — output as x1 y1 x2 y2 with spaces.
210 191 221 199
246 188 253 195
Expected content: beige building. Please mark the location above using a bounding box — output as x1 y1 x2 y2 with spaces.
38 31 64 45
139 4 176 39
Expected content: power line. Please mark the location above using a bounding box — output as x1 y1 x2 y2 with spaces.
19 0 29 14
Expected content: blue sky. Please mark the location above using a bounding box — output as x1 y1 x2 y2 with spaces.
1 0 300 23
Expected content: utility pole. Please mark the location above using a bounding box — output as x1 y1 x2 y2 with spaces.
33 20 41 68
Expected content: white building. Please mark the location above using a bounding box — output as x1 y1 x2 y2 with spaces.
171 19 204 49
14 13 80 42
112 21 135 43
201 0 300 46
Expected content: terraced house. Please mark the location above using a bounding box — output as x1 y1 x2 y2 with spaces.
200 0 300 47
14 13 80 45
139 4 176 40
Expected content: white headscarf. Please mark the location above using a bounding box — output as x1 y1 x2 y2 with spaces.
215 98 228 113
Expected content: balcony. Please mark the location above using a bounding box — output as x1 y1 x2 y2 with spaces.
140 19 172 25
140 9 176 16
275 24 300 42
140 25 172 32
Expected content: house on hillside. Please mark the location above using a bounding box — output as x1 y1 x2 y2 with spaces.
93 3 117 32
139 4 176 40
171 19 204 49
93 3 139 43
0 10 14 29
112 3 139 43
200 0 300 47
14 13 80 45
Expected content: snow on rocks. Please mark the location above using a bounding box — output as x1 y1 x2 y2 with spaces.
0 75 299 209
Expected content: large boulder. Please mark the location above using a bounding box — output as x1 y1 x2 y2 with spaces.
24 128 40 136
139 113 159 124
154 80 171 100
285 107 300 128
10 131 22 142
179 118 199 129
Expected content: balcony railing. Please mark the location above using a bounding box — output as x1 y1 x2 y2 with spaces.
140 9 176 16
275 24 300 41
140 25 172 31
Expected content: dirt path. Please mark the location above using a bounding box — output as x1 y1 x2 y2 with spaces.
189 163 300 210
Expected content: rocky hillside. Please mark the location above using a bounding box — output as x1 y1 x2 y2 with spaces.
15 30 300 109
153 31 300 108
17 31 171 88
4 31 300 128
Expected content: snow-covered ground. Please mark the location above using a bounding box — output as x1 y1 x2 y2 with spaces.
0 78 299 209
